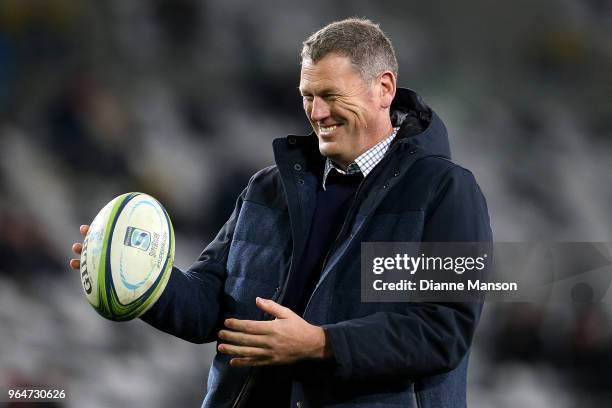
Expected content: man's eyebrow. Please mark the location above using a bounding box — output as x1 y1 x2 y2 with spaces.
298 86 340 96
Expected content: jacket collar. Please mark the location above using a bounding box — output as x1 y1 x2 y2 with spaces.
391 88 450 159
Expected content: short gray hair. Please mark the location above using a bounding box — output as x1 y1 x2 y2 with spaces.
301 18 398 81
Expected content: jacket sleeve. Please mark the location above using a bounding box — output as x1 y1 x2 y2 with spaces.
139 187 247 344
322 165 492 381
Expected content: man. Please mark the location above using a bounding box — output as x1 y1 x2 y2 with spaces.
71 18 491 407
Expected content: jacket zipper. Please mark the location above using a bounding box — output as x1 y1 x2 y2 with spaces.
231 163 308 407
231 283 282 408
231 371 255 408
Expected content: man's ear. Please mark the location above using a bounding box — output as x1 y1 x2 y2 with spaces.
379 71 396 109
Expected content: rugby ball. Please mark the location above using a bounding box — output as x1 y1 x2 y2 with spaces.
80 192 175 321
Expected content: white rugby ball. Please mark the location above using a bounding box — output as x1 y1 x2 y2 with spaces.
80 192 175 321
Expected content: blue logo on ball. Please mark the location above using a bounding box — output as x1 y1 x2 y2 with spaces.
124 227 151 251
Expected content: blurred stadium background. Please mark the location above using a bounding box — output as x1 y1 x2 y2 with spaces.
0 0 611 407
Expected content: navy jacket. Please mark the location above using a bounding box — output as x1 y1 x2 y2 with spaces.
142 88 493 408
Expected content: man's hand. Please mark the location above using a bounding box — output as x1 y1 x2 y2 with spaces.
69 225 89 270
217 297 333 367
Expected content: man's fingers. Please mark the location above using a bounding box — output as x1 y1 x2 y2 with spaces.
218 330 269 348
72 243 83 255
70 225 88 271
69 259 80 270
217 343 267 358
255 297 293 319
229 357 270 367
224 318 273 334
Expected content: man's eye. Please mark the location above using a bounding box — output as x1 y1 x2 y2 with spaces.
302 95 313 102
324 95 338 101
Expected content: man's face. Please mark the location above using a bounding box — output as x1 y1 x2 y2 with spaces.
299 53 392 168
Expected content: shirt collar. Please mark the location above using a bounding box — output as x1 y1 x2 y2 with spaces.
322 127 399 190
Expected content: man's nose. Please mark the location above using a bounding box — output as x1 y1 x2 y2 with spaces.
310 97 330 122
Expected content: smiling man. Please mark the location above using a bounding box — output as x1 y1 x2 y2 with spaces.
72 17 491 408
300 51 396 169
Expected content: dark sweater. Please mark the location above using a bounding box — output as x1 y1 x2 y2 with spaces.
282 168 363 316
249 167 363 407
